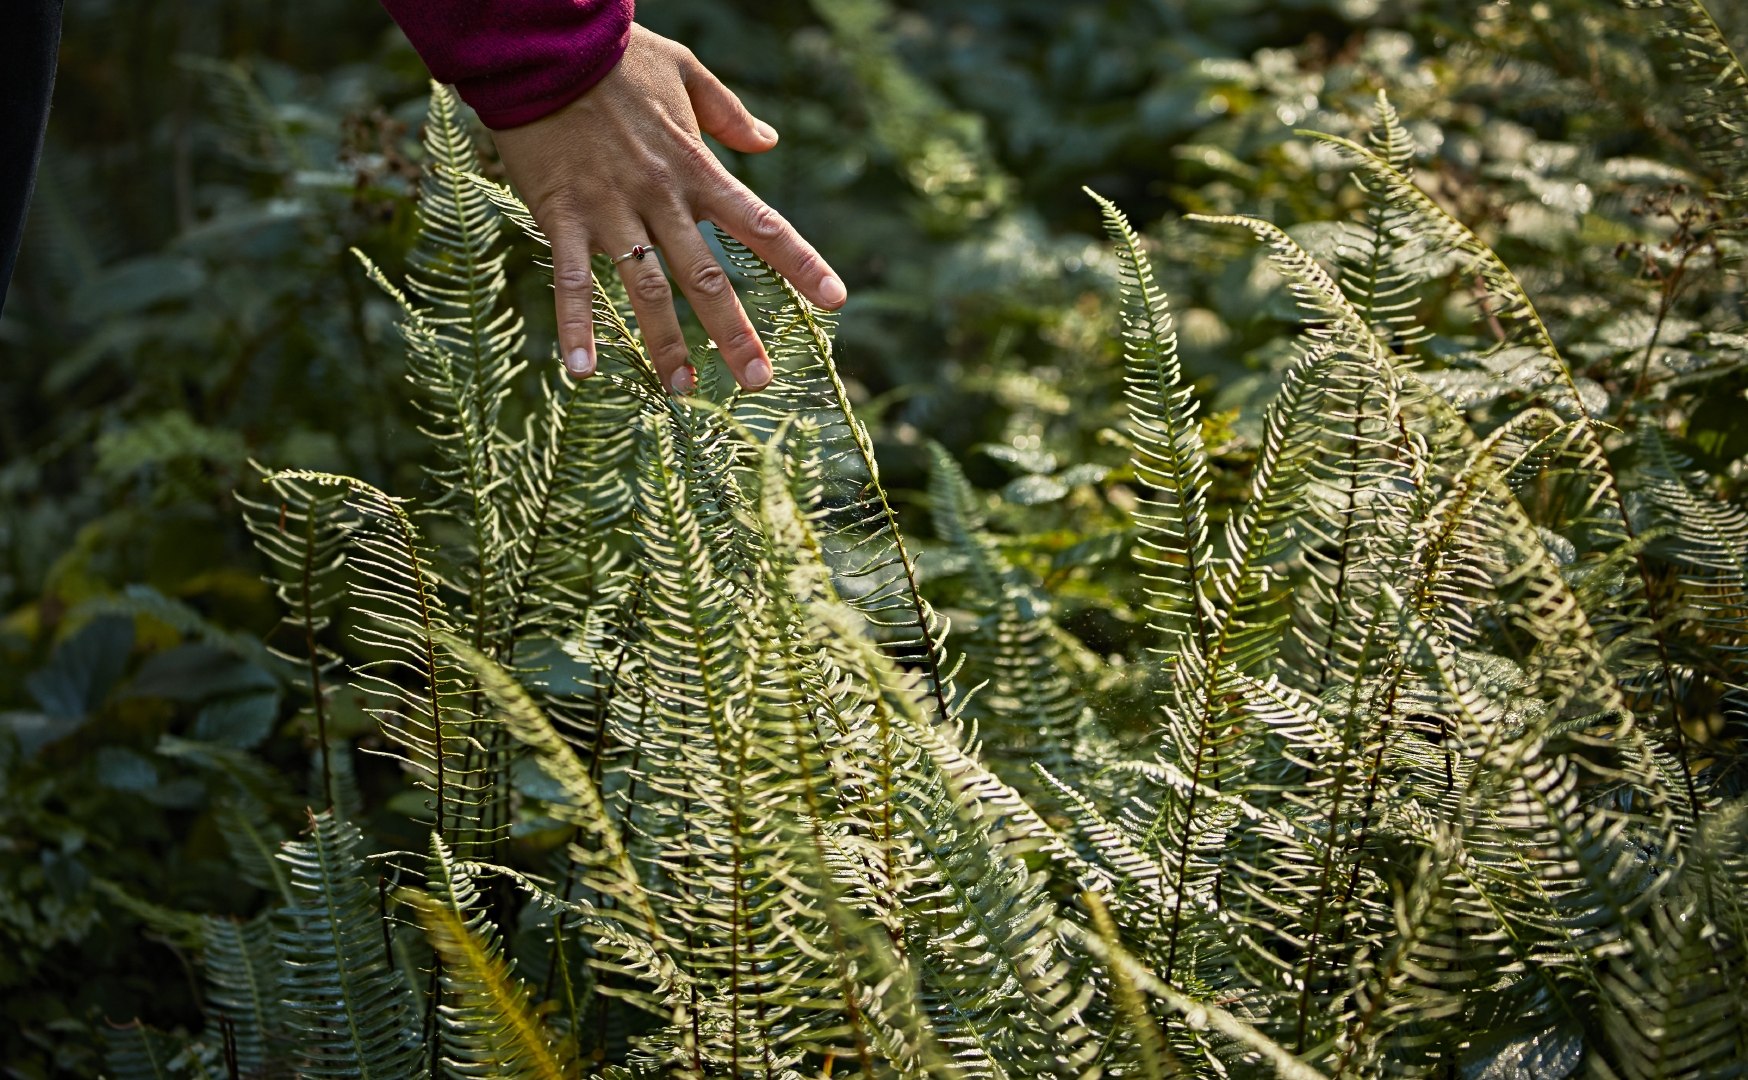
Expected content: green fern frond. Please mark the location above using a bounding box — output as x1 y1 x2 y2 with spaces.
1337 92 1434 349
1622 0 1748 220
410 835 578 1080
719 231 959 723
200 912 286 1076
1064 909 1331 1080
1088 187 1215 661
1638 429 1748 691
102 1022 214 1080
267 470 501 852
275 809 422 1078
1303 127 1595 417
927 444 1084 768
238 467 349 808
434 632 675 973
1083 892 1172 1080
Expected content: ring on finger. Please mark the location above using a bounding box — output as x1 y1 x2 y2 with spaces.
611 243 660 265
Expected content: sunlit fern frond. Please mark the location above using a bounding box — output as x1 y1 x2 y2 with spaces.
1330 840 1486 1079
266 470 501 854
1637 429 1748 689
1407 617 1680 1059
1065 901 1330 1080
1622 0 1748 221
275 810 422 1078
237 467 350 808
1088 187 1215 662
1081 893 1173 1080
491 365 638 655
752 444 1097 1076
412 834 578 1079
437 633 678 983
1338 92 1434 355
1304 126 1595 418
348 87 528 728
1599 855 1748 1080
720 231 958 723
1180 216 1427 695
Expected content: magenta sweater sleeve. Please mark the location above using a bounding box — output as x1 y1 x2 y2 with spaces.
378 0 635 129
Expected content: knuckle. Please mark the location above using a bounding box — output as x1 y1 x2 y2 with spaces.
689 262 732 300
534 187 585 222
676 137 720 178
718 325 759 358
654 339 691 369
745 201 787 242
631 268 673 305
554 264 594 293
639 156 675 190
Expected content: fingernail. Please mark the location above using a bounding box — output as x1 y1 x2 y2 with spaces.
564 345 595 377
670 365 696 395
819 274 847 308
755 120 778 143
744 356 771 389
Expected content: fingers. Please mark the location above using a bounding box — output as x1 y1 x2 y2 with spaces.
681 54 778 155
545 219 597 378
702 174 847 311
610 223 695 395
657 220 771 391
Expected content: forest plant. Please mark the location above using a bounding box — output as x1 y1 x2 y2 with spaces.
101 32 1748 1075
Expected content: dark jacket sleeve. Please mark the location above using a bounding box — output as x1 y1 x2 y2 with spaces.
377 0 634 129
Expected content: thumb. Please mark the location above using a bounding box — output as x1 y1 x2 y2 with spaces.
684 62 778 154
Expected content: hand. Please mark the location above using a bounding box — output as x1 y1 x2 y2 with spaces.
490 25 847 394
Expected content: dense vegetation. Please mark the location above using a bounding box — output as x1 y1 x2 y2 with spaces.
2 0 1745 1076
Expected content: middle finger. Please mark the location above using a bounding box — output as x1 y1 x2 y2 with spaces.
657 219 770 391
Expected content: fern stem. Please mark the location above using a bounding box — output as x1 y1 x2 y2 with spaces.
294 497 335 811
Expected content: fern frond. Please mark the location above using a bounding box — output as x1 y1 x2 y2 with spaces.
1623 0 1748 220
238 466 349 807
267 470 503 852
1337 92 1434 354
1088 187 1215 661
200 912 285 1076
435 632 676 976
1304 127 1593 417
102 1023 212 1080
719 232 958 723
410 835 577 1080
1064 909 1331 1080
275 810 422 1078
927 444 1084 770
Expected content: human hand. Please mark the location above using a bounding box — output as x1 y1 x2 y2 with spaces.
490 25 846 394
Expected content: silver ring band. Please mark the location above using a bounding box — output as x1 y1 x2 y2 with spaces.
611 244 659 265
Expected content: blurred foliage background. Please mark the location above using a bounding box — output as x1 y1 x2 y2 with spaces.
2 0 1744 1073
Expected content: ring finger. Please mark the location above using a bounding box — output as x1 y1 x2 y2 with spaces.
609 223 694 395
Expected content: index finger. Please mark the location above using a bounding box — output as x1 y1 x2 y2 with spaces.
698 173 846 311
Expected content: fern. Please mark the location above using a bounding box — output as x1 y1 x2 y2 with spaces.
201 912 286 1075
408 836 577 1079
1087 188 1215 661
275 810 422 1078
89 79 1747 1080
